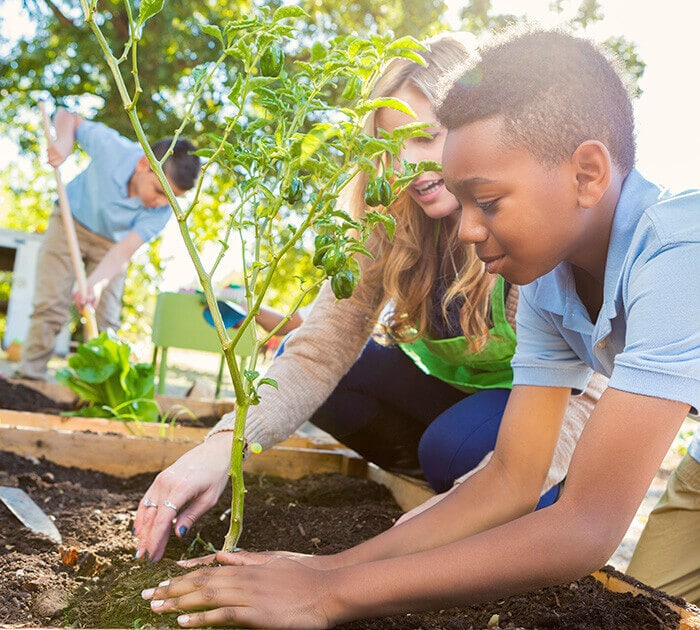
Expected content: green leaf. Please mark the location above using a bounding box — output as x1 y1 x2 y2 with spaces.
137 0 164 27
200 24 223 45
258 377 279 390
300 124 339 166
272 6 308 22
56 332 157 423
244 369 260 382
387 36 428 54
359 97 416 118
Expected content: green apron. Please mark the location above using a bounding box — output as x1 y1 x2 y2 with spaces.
398 276 516 393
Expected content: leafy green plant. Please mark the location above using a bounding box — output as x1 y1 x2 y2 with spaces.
56 331 160 423
80 2 431 550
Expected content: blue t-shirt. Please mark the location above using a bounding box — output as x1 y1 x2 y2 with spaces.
511 169 700 422
65 121 171 243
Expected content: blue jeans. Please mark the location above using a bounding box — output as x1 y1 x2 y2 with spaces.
285 337 559 507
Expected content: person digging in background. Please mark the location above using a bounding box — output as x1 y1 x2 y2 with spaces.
16 108 200 381
139 26 698 626
133 35 605 566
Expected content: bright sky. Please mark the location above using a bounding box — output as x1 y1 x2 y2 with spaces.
446 0 700 192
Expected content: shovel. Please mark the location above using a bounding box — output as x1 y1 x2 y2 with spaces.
38 101 99 340
0 486 62 544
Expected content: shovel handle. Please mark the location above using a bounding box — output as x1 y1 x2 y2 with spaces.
39 101 99 340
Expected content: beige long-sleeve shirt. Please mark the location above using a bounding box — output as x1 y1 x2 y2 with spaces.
209 280 608 493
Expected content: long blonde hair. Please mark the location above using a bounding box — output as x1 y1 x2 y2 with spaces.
350 35 495 351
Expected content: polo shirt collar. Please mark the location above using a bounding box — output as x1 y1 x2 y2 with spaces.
603 169 665 318
113 150 143 197
531 169 664 325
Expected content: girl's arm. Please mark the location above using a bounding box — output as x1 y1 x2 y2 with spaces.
134 271 382 561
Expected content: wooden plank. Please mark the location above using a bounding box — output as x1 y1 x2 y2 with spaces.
0 424 365 480
367 465 434 511
0 409 209 441
592 570 700 629
0 425 203 477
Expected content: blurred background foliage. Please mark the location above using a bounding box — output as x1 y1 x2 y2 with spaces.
0 0 643 342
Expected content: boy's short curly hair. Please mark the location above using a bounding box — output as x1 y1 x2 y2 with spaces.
436 27 636 175
151 138 201 191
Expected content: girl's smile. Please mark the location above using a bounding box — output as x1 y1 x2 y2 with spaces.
375 83 460 220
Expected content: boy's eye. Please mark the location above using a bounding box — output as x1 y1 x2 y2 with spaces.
476 199 499 212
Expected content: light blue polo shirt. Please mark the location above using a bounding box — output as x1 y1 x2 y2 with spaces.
511 169 700 425
65 121 171 243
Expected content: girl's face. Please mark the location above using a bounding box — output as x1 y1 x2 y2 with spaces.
374 83 460 220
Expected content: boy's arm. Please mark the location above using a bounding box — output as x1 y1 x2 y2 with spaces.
337 385 572 562
73 230 144 310
47 109 84 167
320 388 689 623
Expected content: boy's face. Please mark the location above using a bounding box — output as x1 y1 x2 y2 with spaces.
442 116 585 286
130 157 186 208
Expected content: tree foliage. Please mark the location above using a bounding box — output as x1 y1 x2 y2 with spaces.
0 0 644 332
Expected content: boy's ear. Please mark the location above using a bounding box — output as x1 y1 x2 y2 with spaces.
571 141 611 208
134 156 151 173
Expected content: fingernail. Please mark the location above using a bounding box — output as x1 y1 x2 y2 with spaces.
132 528 137 536
143 550 150 562
178 525 188 537
178 615 190 625
133 549 141 559
141 588 155 599
151 599 164 609
159 580 170 587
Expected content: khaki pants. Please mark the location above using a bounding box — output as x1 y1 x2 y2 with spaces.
19 211 126 380
627 450 700 606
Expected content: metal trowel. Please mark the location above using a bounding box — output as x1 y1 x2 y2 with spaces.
0 486 62 544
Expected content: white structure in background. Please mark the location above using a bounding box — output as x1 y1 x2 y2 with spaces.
0 228 43 350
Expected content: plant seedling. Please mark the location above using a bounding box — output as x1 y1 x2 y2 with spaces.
79 2 433 550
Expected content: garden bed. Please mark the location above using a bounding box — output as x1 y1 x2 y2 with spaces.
1 378 698 629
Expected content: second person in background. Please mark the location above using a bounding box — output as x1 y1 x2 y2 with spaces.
133 35 606 561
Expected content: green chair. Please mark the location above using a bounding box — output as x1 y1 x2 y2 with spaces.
151 291 256 396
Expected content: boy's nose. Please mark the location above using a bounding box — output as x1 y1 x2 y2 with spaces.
458 205 488 244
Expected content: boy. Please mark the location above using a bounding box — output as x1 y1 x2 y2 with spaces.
17 109 200 381
140 28 697 627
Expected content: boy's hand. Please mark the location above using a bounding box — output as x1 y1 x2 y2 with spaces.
47 139 73 167
141 556 334 628
72 282 98 311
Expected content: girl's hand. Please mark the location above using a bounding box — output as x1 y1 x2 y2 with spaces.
142 556 334 628
133 432 233 562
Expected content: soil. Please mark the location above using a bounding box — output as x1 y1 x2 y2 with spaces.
0 377 73 415
0 449 684 630
0 376 219 427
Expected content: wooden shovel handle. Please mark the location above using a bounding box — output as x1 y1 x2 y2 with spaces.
39 101 99 340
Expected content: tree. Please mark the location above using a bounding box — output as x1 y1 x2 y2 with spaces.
0 0 644 334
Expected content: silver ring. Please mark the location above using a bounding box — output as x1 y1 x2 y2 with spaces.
143 498 157 508
162 500 178 512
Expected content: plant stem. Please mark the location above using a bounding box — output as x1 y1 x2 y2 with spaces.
222 401 249 551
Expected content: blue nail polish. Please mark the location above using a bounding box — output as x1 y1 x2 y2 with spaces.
133 549 141 560
178 525 188 537
132 528 137 536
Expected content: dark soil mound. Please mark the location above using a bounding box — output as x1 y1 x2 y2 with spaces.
0 375 72 414
0 450 683 629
